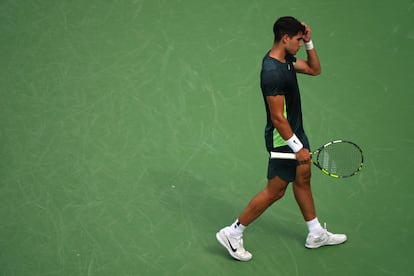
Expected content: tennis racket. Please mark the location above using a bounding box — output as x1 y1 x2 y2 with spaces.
270 140 364 178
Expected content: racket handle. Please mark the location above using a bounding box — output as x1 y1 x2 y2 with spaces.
270 152 296 160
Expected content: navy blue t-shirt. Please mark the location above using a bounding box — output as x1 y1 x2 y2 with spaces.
260 52 309 152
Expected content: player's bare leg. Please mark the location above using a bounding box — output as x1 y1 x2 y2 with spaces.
293 163 347 248
215 176 289 261
293 162 316 221
238 176 289 226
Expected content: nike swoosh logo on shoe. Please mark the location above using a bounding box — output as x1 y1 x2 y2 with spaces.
226 237 237 252
314 237 325 243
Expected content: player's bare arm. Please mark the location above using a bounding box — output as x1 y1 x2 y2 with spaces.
266 95 310 163
294 23 321 76
266 95 292 140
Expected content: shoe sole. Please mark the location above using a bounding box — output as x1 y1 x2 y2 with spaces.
305 238 347 249
215 231 252 261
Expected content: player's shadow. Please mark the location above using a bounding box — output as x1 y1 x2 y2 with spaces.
147 170 305 261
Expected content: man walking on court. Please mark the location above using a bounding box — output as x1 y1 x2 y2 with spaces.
216 16 346 261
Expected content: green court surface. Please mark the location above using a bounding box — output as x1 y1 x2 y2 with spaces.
1 0 413 275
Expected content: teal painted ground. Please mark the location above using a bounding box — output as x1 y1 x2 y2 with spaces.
1 0 413 275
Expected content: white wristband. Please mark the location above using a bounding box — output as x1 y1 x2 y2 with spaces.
285 134 304 153
305 40 314 50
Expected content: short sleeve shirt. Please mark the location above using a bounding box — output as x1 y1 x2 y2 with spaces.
260 52 309 151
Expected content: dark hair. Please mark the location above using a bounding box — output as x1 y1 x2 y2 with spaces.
273 16 305 42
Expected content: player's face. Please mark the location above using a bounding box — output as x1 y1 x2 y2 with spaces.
286 33 303 55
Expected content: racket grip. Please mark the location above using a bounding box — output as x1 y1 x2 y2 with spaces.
270 152 296 160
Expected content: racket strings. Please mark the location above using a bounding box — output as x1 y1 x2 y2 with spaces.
317 142 363 177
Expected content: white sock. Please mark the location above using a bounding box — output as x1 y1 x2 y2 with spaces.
306 217 325 236
229 219 246 237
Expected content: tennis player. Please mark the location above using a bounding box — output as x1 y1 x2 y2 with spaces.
216 16 347 261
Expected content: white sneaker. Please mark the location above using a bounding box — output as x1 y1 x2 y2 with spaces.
216 227 252 261
305 224 347 249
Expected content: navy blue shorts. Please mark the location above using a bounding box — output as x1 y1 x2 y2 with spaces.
267 145 309 182
267 156 298 182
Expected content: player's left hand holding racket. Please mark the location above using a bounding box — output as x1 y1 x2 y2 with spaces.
270 140 364 178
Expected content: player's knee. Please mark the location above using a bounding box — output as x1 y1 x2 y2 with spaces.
265 186 286 202
266 177 288 202
273 188 286 201
296 166 311 182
